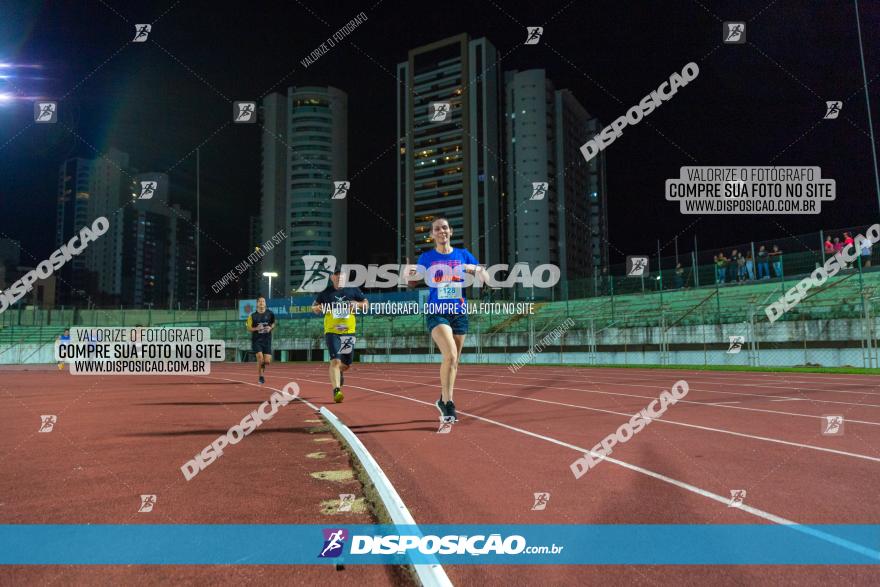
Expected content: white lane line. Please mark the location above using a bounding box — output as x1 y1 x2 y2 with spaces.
489 367 880 395
479 365 880 388
194 374 321 410
352 374 880 464
357 372 880 428
385 362 879 393
380 363 880 402
193 372 451 586
771 398 805 402
462 371 880 408
491 367 880 397
208 366 880 461
270 373 880 562
321 407 452 587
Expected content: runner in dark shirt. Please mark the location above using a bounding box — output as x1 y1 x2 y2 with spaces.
246 296 276 384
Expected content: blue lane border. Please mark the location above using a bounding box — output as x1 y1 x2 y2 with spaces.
1 525 879 565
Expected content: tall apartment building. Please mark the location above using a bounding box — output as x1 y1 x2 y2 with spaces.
167 205 197 308
504 70 608 294
261 86 348 295
86 148 130 302
55 152 198 308
396 34 502 264
56 157 92 304
121 173 196 307
55 148 130 305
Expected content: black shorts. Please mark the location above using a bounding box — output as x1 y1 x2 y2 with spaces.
325 333 356 365
426 313 468 335
252 338 272 355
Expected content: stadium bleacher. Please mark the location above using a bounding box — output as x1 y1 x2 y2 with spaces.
3 269 878 347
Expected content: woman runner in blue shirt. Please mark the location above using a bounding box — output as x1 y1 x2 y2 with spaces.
406 217 486 423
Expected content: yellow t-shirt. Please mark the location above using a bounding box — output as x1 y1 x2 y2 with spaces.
316 287 364 335
324 311 356 335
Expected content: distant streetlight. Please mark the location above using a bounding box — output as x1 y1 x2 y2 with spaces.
262 272 278 298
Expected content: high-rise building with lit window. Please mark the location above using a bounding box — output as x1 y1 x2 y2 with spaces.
86 148 130 303
504 69 608 294
262 86 348 294
55 152 196 308
55 148 130 305
121 173 196 307
396 34 502 264
56 157 93 304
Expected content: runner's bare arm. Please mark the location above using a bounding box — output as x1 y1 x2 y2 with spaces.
462 264 488 286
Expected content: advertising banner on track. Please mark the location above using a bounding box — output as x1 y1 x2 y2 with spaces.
2 525 878 565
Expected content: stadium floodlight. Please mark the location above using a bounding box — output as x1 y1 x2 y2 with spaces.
262 272 278 298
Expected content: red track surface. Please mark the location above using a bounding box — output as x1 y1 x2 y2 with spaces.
2 362 879 585
0 364 411 586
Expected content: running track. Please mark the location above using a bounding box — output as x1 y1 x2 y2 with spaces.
3 363 880 585
258 363 880 585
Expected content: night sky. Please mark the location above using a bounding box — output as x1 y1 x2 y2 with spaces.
1 0 878 298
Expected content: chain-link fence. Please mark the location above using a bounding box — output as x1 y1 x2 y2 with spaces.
2 225 878 369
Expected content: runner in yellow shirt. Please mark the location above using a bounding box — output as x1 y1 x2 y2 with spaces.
311 270 368 403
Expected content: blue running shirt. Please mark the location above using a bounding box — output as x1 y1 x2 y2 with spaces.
417 247 479 315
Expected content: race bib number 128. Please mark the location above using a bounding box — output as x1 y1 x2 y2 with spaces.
438 284 460 300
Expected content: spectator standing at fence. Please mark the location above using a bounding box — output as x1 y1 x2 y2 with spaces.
714 252 727 284
833 236 843 253
736 251 746 283
674 262 685 289
745 252 755 281
844 232 856 269
769 245 783 277
860 237 872 268
729 249 739 283
757 245 770 279
824 236 834 256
